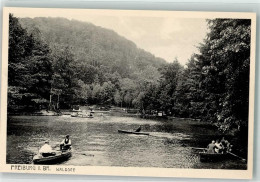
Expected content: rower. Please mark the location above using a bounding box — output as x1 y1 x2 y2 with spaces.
60 135 72 151
226 140 233 152
221 137 231 153
215 139 223 153
207 140 216 154
39 141 56 157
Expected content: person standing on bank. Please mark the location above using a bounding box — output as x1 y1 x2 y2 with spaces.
60 135 71 151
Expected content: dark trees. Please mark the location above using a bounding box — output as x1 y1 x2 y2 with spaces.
8 14 53 112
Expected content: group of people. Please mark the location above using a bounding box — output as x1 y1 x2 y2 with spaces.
207 137 232 154
39 135 72 157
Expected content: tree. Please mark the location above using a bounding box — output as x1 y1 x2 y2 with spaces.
114 89 123 107
74 80 91 105
8 14 53 112
194 19 251 132
158 59 184 114
50 46 81 108
100 81 115 105
91 83 102 104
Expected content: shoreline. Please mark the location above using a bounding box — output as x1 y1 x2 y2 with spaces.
8 109 201 122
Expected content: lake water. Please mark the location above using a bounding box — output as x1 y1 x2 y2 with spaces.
7 114 247 169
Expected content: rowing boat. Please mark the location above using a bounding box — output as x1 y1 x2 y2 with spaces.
193 147 246 162
33 149 72 165
199 152 229 162
71 113 94 118
192 147 229 162
118 130 149 135
78 114 94 118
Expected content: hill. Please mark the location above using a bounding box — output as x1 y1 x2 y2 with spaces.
8 16 167 109
19 17 166 79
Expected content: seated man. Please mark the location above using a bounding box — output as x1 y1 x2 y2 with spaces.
215 139 223 153
60 135 71 151
226 141 233 152
221 137 232 153
221 137 227 153
207 140 216 154
39 141 56 157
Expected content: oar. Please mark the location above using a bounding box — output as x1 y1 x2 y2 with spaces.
228 152 246 162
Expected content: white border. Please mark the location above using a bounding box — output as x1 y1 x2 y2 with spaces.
0 7 256 179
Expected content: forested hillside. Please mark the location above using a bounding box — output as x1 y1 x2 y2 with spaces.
19 17 166 78
8 14 251 137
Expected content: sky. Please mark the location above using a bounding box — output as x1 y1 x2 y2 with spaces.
13 9 208 65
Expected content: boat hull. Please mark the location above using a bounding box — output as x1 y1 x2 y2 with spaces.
118 130 149 135
199 152 228 162
71 114 93 118
33 150 72 165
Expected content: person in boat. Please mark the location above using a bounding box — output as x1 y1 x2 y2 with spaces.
221 137 226 144
207 140 217 153
39 141 56 157
225 140 233 153
220 137 227 152
214 139 223 153
221 137 231 153
60 135 71 151
135 125 142 132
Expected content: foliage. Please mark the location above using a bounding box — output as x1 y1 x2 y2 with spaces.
8 14 53 112
198 19 251 132
8 15 251 137
172 19 251 133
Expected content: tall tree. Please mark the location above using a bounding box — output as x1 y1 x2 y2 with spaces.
195 19 251 132
8 14 53 112
158 59 183 114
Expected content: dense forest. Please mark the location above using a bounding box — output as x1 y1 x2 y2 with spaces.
8 14 251 135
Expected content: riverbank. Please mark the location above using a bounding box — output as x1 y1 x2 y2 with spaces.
8 110 61 116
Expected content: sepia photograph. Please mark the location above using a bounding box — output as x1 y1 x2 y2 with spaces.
0 7 256 179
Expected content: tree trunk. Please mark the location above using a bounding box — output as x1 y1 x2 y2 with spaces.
49 94 52 110
57 94 60 109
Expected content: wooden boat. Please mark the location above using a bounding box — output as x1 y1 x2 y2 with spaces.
193 147 246 162
72 108 82 112
71 112 93 118
81 115 94 118
192 147 229 162
199 152 229 162
33 149 72 165
71 113 78 117
118 129 149 136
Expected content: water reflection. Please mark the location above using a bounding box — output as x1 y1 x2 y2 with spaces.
7 115 246 169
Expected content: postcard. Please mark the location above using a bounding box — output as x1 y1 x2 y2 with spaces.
0 7 256 179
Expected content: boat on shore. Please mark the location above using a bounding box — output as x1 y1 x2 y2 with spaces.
33 149 72 165
118 129 149 136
